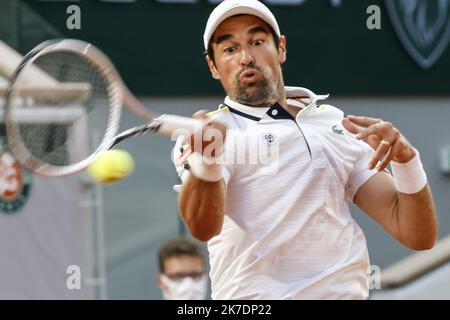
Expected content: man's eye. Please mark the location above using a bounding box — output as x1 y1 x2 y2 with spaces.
224 47 236 54
253 39 264 46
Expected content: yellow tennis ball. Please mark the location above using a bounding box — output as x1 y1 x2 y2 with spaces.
87 149 135 184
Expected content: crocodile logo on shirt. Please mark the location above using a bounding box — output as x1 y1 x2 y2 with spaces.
332 125 344 135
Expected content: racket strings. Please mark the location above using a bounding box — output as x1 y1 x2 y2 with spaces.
8 50 113 168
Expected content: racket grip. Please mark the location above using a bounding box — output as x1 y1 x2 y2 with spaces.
155 114 203 138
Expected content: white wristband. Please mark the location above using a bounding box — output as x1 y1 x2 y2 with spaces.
189 152 223 182
390 150 427 194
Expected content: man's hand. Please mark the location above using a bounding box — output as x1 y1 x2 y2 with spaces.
345 115 438 250
342 115 416 171
189 110 227 160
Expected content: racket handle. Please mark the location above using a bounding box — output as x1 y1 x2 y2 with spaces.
155 114 203 137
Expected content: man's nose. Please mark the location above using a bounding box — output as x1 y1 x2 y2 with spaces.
240 48 255 66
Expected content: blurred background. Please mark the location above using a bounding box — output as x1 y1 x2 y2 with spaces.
0 0 449 299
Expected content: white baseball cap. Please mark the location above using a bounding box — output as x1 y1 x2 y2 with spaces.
203 0 281 50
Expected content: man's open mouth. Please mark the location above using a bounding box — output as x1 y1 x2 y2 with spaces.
240 69 260 84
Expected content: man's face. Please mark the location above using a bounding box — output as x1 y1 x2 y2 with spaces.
158 255 204 288
207 15 286 107
157 255 207 300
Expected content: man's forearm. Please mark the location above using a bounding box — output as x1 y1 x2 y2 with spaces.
178 174 226 242
395 184 438 250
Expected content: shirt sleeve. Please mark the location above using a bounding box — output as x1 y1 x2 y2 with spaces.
345 137 380 203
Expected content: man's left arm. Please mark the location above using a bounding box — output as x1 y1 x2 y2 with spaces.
343 115 438 251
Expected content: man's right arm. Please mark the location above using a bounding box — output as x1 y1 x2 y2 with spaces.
177 109 227 242
178 174 226 242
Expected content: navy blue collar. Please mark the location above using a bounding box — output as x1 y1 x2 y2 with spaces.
222 102 295 122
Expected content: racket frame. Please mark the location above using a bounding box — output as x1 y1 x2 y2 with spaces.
4 39 123 176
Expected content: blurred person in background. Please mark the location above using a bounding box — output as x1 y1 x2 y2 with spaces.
157 237 208 300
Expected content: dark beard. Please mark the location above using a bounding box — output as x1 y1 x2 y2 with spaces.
230 65 279 107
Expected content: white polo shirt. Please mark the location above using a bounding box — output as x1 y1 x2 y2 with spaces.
172 86 378 300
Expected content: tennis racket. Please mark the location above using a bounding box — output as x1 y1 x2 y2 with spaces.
3 39 202 177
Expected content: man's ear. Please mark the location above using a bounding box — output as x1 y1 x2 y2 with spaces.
278 35 287 64
206 55 220 80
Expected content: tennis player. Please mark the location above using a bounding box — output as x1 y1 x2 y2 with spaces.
172 0 438 299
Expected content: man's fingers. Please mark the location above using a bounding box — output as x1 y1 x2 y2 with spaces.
365 135 381 150
341 118 361 135
189 109 227 157
347 115 382 128
368 139 392 169
377 139 403 171
190 110 209 151
377 148 394 172
347 115 411 170
356 122 397 140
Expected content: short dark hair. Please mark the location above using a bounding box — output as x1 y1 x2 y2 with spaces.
157 237 204 273
206 16 280 65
